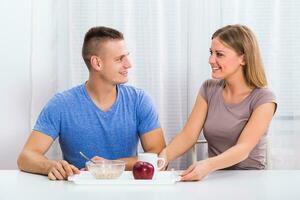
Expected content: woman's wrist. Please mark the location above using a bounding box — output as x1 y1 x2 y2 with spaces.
160 148 168 159
204 159 215 173
159 148 169 165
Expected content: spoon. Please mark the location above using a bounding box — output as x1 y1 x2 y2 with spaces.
79 151 96 164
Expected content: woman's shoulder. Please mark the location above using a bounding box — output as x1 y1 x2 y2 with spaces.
250 87 277 111
201 79 224 91
199 79 224 102
252 87 276 100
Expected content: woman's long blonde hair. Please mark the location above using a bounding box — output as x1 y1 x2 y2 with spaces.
212 24 267 88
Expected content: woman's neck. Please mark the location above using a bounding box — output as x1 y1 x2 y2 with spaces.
223 76 253 104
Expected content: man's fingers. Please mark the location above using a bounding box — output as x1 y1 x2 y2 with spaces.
48 160 79 180
70 164 80 174
91 156 106 161
55 161 67 178
60 160 73 176
48 171 57 180
51 168 64 180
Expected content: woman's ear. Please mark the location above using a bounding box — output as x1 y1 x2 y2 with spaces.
240 54 246 66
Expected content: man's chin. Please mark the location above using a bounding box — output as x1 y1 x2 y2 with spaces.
116 78 128 85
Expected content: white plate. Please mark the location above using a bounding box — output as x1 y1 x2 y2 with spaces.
68 171 180 185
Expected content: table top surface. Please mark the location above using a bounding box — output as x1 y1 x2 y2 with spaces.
0 170 299 200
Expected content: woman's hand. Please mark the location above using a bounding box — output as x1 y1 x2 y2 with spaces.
180 160 212 181
158 148 169 170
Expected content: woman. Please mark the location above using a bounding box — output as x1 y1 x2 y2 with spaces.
159 24 277 181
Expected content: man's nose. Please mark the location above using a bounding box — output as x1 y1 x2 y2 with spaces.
123 56 132 69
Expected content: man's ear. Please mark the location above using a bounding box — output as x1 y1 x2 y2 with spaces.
90 55 103 71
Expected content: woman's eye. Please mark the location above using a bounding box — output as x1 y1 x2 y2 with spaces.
216 53 223 57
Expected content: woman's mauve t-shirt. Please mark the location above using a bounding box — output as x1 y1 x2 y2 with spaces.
200 79 277 169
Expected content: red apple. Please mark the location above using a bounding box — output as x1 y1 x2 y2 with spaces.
132 161 154 180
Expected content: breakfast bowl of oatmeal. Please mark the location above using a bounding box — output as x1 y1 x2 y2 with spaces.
86 160 126 179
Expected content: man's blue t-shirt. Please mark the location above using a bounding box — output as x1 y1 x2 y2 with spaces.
34 84 160 168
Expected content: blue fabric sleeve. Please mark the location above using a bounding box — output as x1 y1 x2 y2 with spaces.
136 91 161 136
33 94 62 139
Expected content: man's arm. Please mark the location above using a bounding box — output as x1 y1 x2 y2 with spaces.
140 128 166 153
118 128 166 170
17 130 79 180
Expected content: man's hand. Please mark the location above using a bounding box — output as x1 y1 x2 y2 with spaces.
91 156 107 162
48 160 80 180
79 156 108 171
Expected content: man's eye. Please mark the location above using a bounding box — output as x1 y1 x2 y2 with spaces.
216 53 223 57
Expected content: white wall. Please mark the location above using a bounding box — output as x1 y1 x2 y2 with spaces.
0 1 32 169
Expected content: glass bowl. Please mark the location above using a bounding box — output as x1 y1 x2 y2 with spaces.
86 160 126 179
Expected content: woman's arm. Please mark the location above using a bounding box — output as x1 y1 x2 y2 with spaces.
181 102 276 181
161 94 208 163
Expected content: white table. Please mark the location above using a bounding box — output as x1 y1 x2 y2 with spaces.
0 170 299 200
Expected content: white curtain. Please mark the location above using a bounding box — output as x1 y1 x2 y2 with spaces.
0 0 32 169
27 0 300 169
30 0 70 159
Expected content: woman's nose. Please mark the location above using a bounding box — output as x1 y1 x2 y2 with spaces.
209 54 215 65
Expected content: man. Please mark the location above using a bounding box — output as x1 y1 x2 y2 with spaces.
17 26 166 180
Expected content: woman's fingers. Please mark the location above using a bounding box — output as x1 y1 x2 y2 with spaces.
180 161 211 181
180 164 195 176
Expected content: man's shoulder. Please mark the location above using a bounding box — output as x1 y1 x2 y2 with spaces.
118 84 146 97
48 84 84 106
118 85 154 108
57 84 84 98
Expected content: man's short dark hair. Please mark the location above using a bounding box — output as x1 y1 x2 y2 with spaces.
82 26 124 69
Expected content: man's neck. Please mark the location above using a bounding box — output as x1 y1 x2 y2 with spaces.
85 78 117 112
